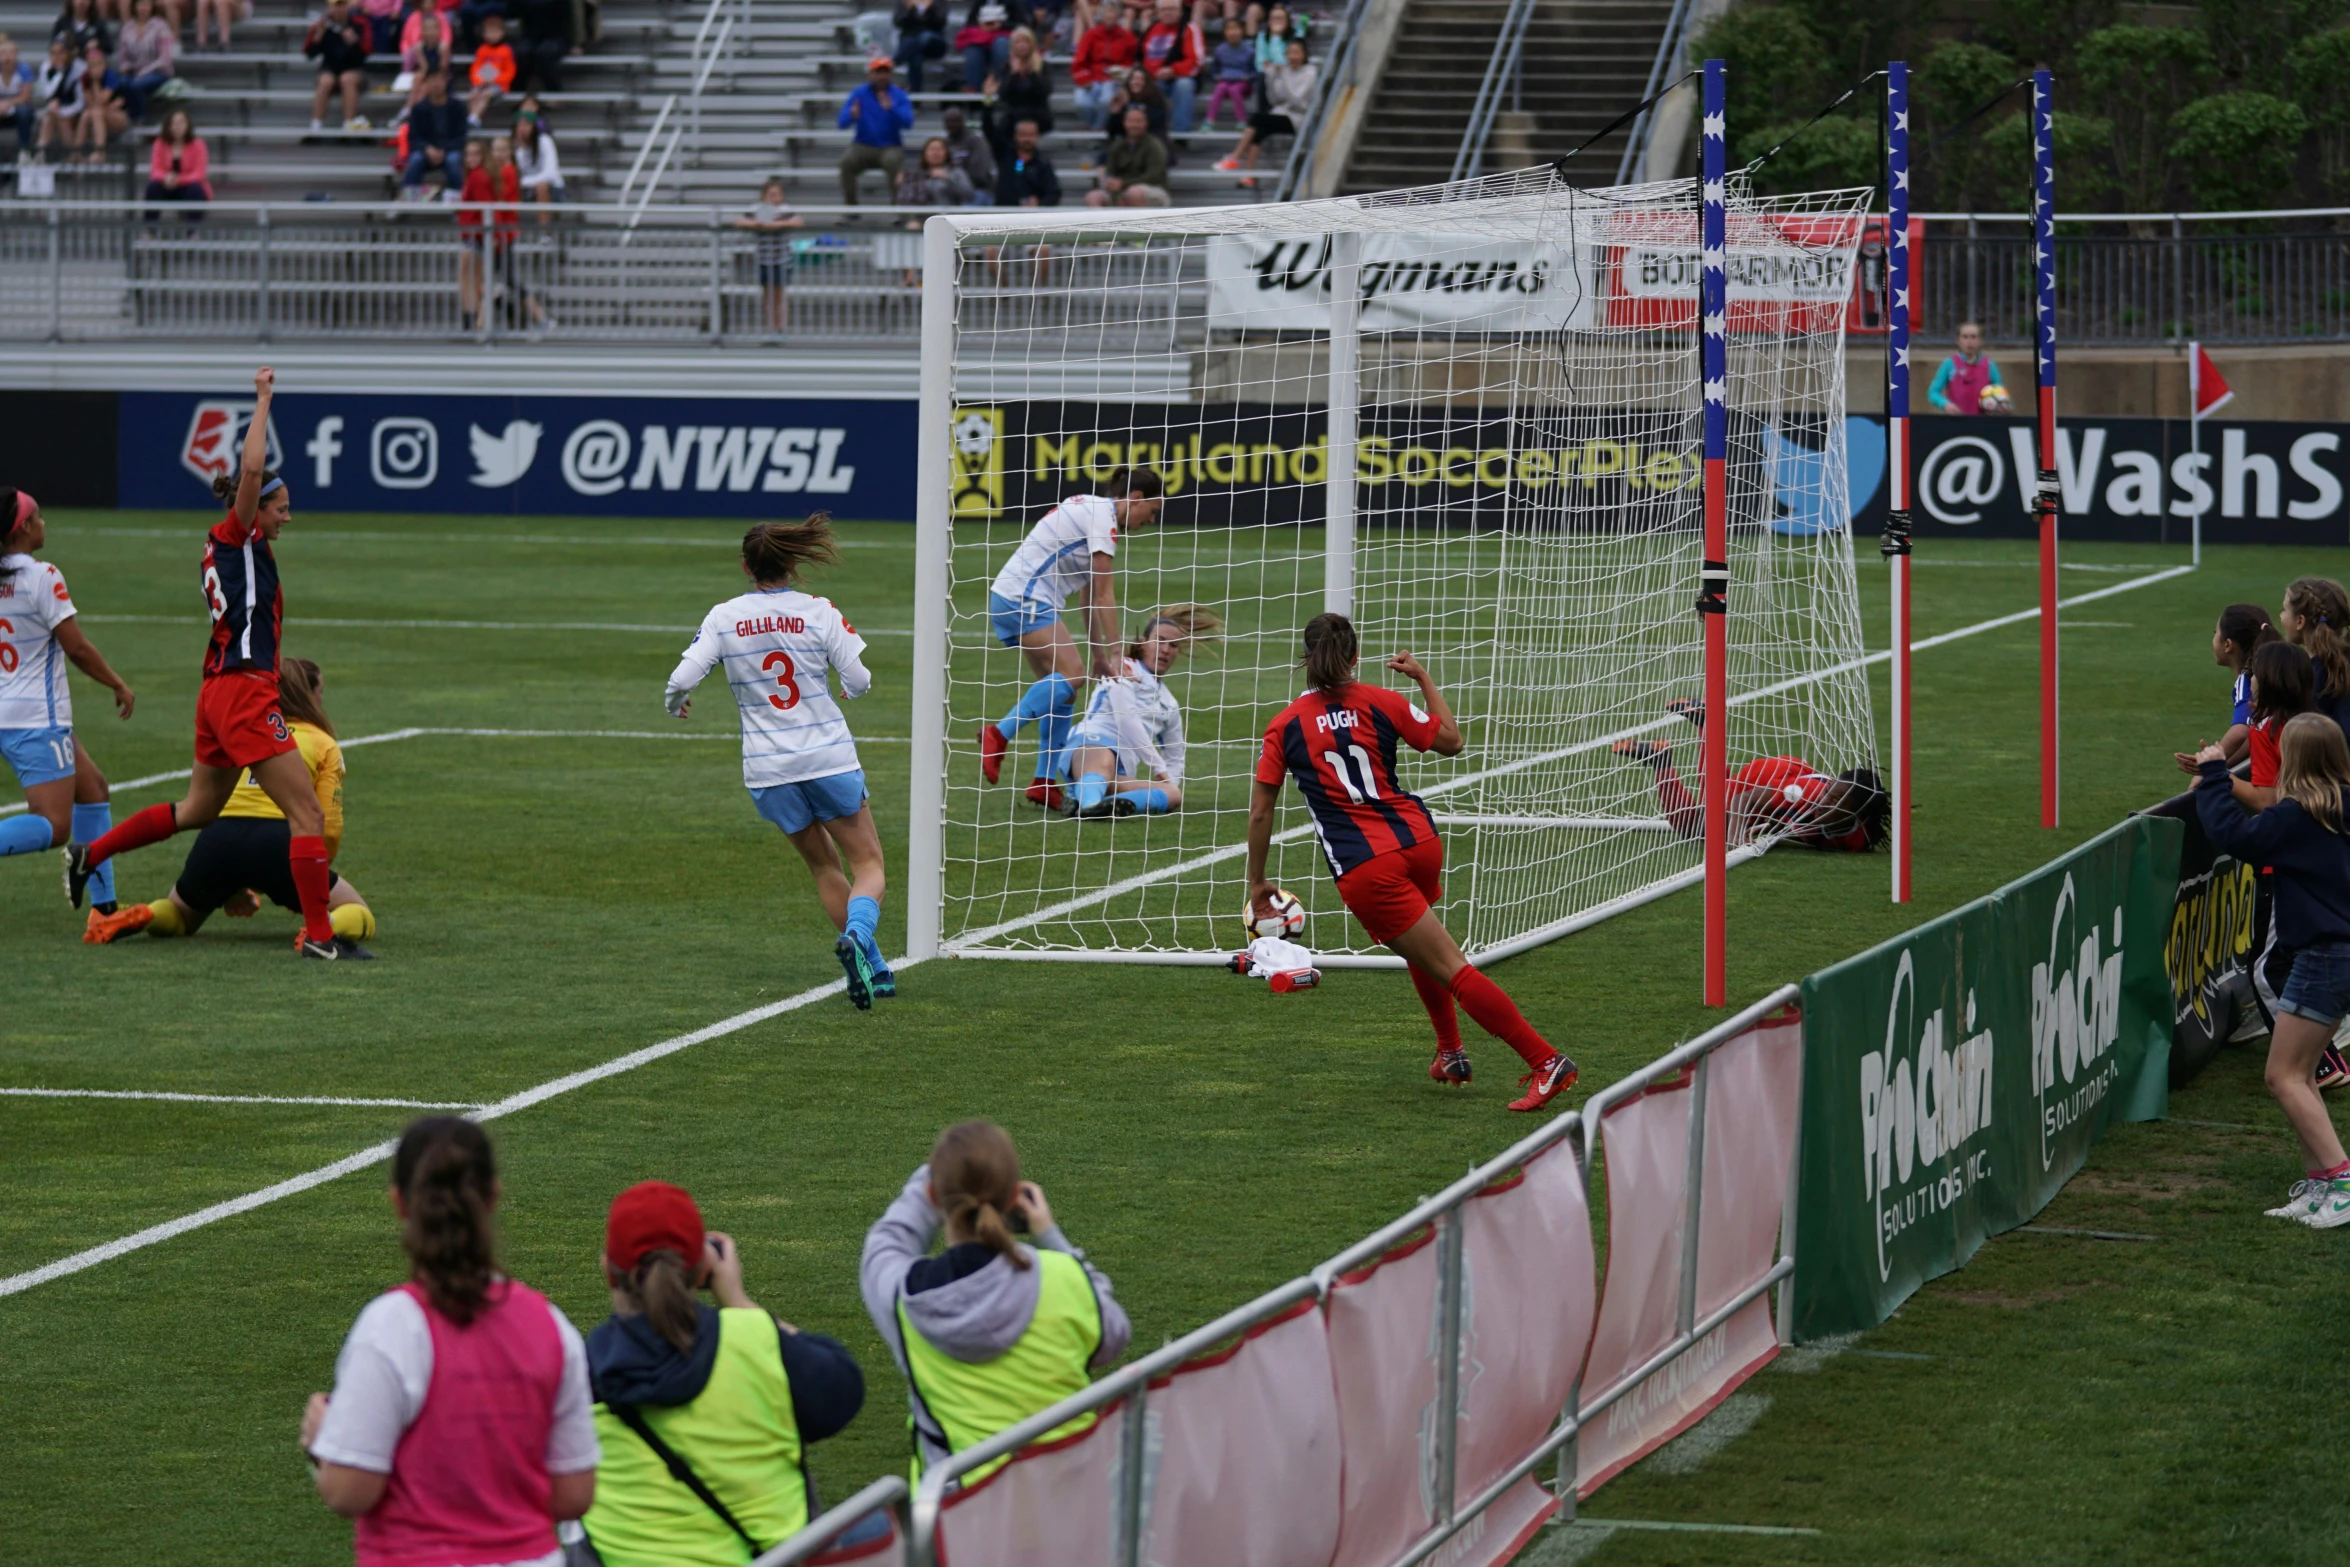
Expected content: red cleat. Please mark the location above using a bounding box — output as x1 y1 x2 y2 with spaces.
1430 1047 1472 1085
1025 780 1065 811
85 903 153 944
979 724 1009 784
1508 1052 1579 1112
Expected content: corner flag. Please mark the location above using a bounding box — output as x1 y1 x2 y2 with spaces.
2190 342 2233 420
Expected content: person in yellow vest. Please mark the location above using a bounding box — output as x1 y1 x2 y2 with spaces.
83 656 377 956
578 1180 868 1567
859 1120 1132 1485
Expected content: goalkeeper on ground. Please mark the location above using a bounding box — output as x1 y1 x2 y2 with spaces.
1613 700 1888 852
1058 605 1219 819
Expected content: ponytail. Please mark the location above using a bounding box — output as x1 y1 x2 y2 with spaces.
930 1119 1029 1271
211 468 276 506
2217 602 2275 666
1300 612 1357 697
276 657 336 738
742 513 839 586
2286 577 2350 701
393 1117 500 1324
0 488 18 584
623 1249 702 1353
2250 639 2313 725
1127 602 1223 663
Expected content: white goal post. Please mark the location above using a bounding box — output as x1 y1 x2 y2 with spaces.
904 168 1877 968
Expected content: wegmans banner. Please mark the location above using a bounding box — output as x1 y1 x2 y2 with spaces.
1792 817 2182 1340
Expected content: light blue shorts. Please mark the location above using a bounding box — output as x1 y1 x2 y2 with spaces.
988 591 1063 648
751 769 869 835
1059 726 1127 780
0 726 75 788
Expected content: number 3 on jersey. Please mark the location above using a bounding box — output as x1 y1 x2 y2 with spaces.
1318 743 1382 804
203 565 228 623
761 650 801 711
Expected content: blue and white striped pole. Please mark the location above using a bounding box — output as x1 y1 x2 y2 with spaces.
1886 60 1911 904
2033 67 2059 828
1700 57 1728 1006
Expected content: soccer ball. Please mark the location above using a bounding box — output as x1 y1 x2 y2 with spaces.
1243 887 1306 941
1978 382 2013 414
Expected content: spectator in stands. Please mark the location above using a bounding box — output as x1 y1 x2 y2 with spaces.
577 1181 868 1567
305 0 372 132
1252 1 1302 68
513 104 561 213
398 8 449 109
1069 5 1135 128
892 0 947 93
897 132 974 208
995 114 1057 204
1102 63 1164 148
452 0 500 49
1139 0 1197 132
467 10 515 123
1201 14 1252 125
0 36 37 153
934 103 993 201
860 1120 1131 1485
401 66 468 190
112 0 169 119
835 55 913 207
73 39 124 156
1217 33 1307 182
357 0 404 59
455 136 491 323
191 0 232 50
144 104 209 211
953 0 1022 92
981 24 1051 146
33 34 87 159
486 131 549 330
1085 101 1167 205
738 174 800 333
1927 322 2005 414
400 0 459 55
505 0 571 93
301 1119 600 1557
50 0 108 60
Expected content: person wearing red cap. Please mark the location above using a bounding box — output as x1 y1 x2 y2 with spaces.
836 55 914 205
578 1180 868 1567
301 1118 601 1567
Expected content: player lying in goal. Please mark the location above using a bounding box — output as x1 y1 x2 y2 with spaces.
978 468 1164 811
1612 700 1888 851
1059 604 1219 819
1245 613 1579 1112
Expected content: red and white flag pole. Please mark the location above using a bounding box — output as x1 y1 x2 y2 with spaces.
2188 341 2233 568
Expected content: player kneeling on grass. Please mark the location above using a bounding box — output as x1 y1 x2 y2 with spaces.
1245 613 1579 1111
1060 603 1218 819
1613 700 1887 852
2196 714 2350 1228
666 515 895 1010
86 658 376 956
860 1119 1132 1485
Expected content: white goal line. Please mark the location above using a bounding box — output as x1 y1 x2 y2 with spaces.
81 615 916 637
60 527 918 550
0 1087 486 1110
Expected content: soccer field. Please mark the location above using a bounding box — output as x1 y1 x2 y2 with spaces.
1 515 2343 1566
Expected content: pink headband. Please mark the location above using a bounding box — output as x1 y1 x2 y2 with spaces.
8 491 33 536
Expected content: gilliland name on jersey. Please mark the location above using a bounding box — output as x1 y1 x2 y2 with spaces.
735 614 808 637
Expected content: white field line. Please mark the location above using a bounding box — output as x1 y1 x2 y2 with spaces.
82 615 915 636
1 1088 485 1109
62 528 917 549
946 564 2198 949
0 959 922 1299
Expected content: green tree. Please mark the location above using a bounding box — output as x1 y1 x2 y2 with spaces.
2197 0 2350 84
2287 28 2350 198
1778 0 1921 93
2076 25 2217 209
1734 113 1880 195
1692 3 1838 144
1984 0 2120 71
2169 91 2310 208
1980 109 2117 210
1914 39 2023 210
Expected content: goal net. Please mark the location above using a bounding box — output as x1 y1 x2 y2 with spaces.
905 168 1877 966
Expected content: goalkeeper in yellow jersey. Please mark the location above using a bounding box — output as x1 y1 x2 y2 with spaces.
84 658 377 957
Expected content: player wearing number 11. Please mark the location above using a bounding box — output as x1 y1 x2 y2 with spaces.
666 515 896 1009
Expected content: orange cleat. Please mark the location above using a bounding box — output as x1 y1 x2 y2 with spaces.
1611 737 1670 766
1508 1052 1579 1112
1025 779 1065 811
84 903 153 944
1430 1047 1472 1085
979 724 1009 784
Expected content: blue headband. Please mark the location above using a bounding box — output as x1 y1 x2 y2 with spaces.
257 477 286 500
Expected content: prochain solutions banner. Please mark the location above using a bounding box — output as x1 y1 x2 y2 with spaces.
1792 817 2181 1341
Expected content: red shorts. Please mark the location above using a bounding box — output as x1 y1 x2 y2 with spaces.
194 671 295 772
1335 836 1444 945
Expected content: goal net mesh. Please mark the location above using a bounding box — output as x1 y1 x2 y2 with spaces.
927 168 1876 963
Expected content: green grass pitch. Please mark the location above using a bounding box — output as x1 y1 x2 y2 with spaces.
0 514 2342 1566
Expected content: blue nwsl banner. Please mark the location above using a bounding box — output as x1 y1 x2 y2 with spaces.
118 392 919 519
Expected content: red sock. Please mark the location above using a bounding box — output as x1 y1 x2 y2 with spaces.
2314 1158 2350 1180
289 834 334 943
88 801 177 867
1653 761 1700 838
1410 965 1463 1051
1448 967 1554 1070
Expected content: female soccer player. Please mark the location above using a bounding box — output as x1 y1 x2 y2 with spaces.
1245 613 1579 1111
64 367 347 958
0 487 135 912
666 515 894 1008
86 658 375 953
1060 603 1218 819
977 467 1165 811
1613 701 1887 852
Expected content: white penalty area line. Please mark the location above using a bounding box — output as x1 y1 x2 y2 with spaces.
0 958 925 1299
81 615 915 637
1565 1520 1822 1537
1 1087 485 1109
60 527 917 550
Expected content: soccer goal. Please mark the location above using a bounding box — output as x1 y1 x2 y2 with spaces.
903 167 1878 968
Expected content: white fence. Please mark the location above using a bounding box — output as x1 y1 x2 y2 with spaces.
752 986 1806 1567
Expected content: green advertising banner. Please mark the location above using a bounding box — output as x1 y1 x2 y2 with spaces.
1792 816 2183 1340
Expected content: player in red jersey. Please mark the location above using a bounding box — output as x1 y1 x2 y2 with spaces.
1245 613 1579 1111
65 367 354 959
1612 700 1887 852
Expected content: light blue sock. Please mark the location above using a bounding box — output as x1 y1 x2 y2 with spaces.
846 894 881 948
72 802 114 905
998 672 1073 742
1036 684 1074 782
0 814 54 856
1076 772 1109 811
1132 788 1173 813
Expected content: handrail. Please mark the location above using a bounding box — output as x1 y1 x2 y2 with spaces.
1449 0 1539 181
1612 0 1697 185
615 92 676 208
620 0 738 215
1272 0 1376 201
749 1477 911 1567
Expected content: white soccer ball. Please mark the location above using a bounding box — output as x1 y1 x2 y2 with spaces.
1243 887 1306 942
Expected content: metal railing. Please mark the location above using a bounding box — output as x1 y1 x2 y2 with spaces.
616 0 749 217
1449 0 1541 181
1273 0 1378 201
1612 0 1698 186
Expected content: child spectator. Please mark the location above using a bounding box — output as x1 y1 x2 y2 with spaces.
305 0 373 132
994 114 1058 204
938 104 995 201
50 0 108 59
1217 33 1308 181
0 36 35 151
2281 576 2350 736
79 38 125 145
512 104 561 212
1069 5 1136 128
484 131 547 330
1252 1 1301 69
737 174 801 334
399 0 461 55
144 104 209 208
467 10 514 123
892 0 946 92
397 8 448 108
1139 0 1198 131
1202 14 1252 125
33 33 88 160
301 1118 601 1554
113 0 170 119
1085 101 1166 205
455 137 491 323
897 132 975 206
504 0 570 93
835 56 912 206
400 66 467 189
1927 322 2005 414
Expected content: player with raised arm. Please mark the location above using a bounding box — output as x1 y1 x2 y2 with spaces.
667 515 895 1009
1612 701 1887 851
1245 613 1580 1111
0 488 136 914
977 468 1164 811
64 367 351 959
1059 604 1219 819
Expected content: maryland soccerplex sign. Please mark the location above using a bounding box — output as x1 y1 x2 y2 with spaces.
1791 817 2180 1340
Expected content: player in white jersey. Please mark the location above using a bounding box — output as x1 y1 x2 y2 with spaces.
665 515 894 1008
0 490 136 912
978 467 1165 811
1061 604 1220 820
